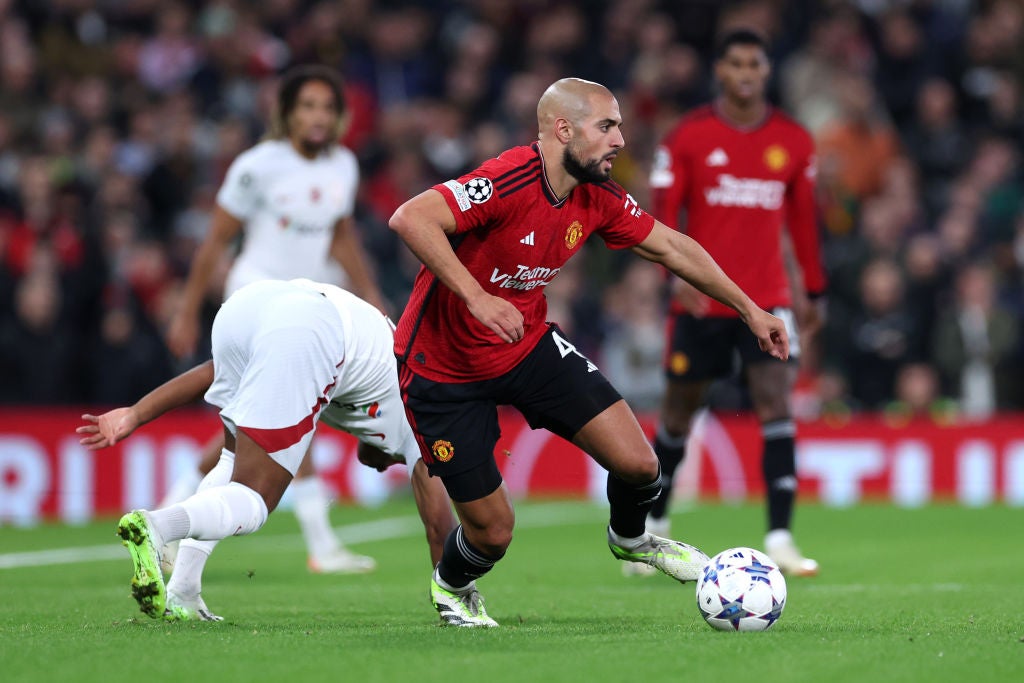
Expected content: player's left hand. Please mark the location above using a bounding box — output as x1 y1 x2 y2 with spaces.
76 408 140 450
357 442 399 472
747 308 790 361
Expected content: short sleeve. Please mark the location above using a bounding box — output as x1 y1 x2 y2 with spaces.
216 152 261 221
596 185 656 250
432 156 509 234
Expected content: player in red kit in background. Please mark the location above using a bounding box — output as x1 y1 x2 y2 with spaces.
390 77 791 627
642 30 827 577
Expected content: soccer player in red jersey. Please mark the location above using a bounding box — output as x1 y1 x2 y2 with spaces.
390 77 791 627
645 30 827 577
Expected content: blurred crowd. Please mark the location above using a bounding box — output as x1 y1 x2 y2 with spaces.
0 0 1021 420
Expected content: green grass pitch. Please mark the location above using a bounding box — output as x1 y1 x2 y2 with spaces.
1 499 1021 683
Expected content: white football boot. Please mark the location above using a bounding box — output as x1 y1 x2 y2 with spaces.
765 529 819 577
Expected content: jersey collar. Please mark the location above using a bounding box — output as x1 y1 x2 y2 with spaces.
711 100 772 133
534 142 570 208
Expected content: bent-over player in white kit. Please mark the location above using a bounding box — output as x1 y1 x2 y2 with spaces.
79 279 455 620
164 65 388 576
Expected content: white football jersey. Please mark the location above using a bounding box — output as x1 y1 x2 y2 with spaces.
217 139 359 297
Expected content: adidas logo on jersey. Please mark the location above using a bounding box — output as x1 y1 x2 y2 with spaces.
706 148 729 167
520 231 535 246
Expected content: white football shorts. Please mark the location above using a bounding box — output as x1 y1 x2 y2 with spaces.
206 279 418 477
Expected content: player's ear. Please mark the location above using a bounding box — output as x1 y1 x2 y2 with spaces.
555 117 573 144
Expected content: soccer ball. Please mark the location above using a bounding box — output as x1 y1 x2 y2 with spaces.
696 547 787 632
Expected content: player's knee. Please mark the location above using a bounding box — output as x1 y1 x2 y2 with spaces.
660 394 699 435
225 482 269 535
612 451 661 486
474 524 513 558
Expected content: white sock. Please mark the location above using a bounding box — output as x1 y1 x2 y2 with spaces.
765 529 793 547
149 449 239 544
433 566 474 594
166 539 216 598
607 526 647 550
159 467 204 508
180 482 268 540
291 476 340 559
148 506 190 545
164 451 236 597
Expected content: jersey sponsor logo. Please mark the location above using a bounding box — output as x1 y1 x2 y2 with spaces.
763 145 789 172
443 179 472 212
336 400 381 417
704 174 785 210
277 215 330 234
564 220 583 249
649 145 674 188
520 231 535 246
464 177 493 203
489 264 560 290
431 439 454 462
706 148 729 167
367 432 387 441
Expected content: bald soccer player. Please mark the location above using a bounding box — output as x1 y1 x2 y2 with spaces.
389 77 790 627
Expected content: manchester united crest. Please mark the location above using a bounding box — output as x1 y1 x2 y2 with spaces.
763 145 789 172
669 352 690 376
431 439 454 462
565 220 583 249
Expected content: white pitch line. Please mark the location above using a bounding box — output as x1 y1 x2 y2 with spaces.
0 502 607 571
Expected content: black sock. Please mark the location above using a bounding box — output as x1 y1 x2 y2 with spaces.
436 525 504 589
607 466 662 538
762 419 797 531
649 425 687 520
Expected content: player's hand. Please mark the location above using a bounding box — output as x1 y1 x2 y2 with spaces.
671 279 711 317
76 408 141 450
467 293 525 343
357 442 399 472
745 308 790 361
166 310 199 359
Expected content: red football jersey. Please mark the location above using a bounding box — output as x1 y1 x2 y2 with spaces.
395 143 655 382
650 105 826 317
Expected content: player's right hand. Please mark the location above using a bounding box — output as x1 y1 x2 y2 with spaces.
467 293 525 343
166 311 199 359
671 279 711 317
77 408 141 450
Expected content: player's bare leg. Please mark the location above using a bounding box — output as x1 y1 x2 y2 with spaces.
747 361 818 576
572 400 709 582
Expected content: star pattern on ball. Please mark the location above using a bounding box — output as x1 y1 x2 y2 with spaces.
712 597 755 630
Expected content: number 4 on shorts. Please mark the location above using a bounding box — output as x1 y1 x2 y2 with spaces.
552 330 598 373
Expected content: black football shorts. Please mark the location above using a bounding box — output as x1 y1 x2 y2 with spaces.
663 308 799 382
399 324 621 501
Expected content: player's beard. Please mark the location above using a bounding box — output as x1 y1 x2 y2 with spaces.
297 136 332 157
562 143 611 184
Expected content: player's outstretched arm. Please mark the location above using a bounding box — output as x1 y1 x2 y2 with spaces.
632 221 790 360
77 361 216 449
389 189 524 343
